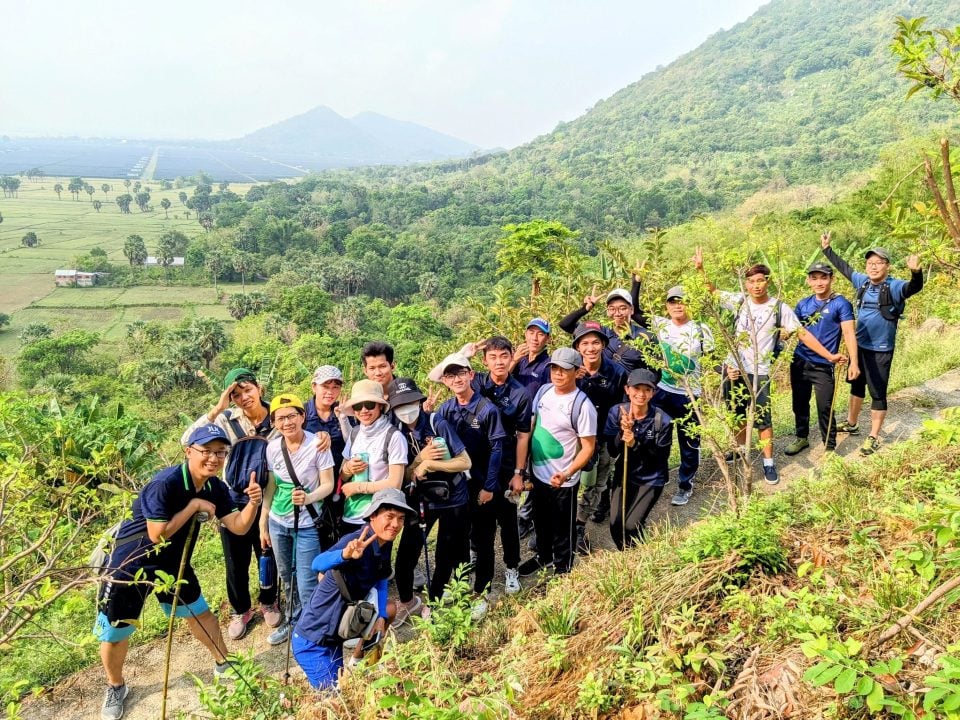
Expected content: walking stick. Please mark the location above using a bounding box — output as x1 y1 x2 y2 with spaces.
419 498 432 589
620 406 629 551
283 504 300 685
824 340 846 454
160 513 200 720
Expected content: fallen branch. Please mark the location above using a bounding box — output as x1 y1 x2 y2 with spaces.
875 573 960 648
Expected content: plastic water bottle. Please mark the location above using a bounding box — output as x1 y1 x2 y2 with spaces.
259 547 276 590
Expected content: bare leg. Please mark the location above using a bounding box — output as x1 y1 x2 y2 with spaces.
101 640 129 686
870 409 886 438
847 396 864 425
759 428 774 459
186 611 228 663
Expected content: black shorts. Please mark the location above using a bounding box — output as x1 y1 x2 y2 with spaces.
848 348 894 411
723 372 772 430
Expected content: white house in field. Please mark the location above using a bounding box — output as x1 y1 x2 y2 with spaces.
54 269 108 287
54 269 77 287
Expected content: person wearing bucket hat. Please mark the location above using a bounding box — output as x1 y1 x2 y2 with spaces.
292 488 414 689
304 366 347 478
604 368 673 549
388 377 472 624
259 393 336 646
820 232 924 456
570 321 627 544
181 368 282 642
95 425 263 719
783 261 860 458
430 351 508 619
519 347 597 578
632 284 716 506
512 318 553 402
339 380 408 535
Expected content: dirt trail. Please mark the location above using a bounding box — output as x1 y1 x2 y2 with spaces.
22 369 960 720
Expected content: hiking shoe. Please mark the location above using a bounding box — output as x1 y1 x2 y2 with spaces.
590 491 610 522
784 438 809 456
260 602 282 629
267 624 290 646
518 556 553 577
101 683 128 720
504 567 521 595
554 564 571 576
762 464 779 485
214 660 235 680
671 488 693 506
574 524 590 556
836 420 860 434
227 609 255 641
860 436 880 456
391 596 423 628
413 565 428 591
470 596 490 621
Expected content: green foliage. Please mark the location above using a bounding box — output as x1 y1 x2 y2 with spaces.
191 652 295 720
16 330 99 387
496 219 579 296
268 284 332 334
893 16 960 103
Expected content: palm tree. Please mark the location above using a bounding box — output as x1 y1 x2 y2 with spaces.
85 184 96 203
101 183 111 199
53 183 63 200
191 318 228 369
160 198 171 218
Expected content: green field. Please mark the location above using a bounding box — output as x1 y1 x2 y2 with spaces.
0 177 253 315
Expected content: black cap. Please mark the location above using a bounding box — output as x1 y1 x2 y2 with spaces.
387 377 427 409
807 262 834 275
572 321 609 347
626 368 659 388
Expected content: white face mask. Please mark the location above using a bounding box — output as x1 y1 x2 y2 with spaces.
394 404 420 424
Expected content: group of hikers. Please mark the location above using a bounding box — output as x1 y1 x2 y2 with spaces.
93 235 923 718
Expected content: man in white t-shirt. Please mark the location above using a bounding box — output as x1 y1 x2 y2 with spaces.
519 347 597 576
694 249 842 484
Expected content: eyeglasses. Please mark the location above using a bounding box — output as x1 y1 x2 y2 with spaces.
441 368 471 379
353 400 379 411
192 447 228 459
273 413 301 424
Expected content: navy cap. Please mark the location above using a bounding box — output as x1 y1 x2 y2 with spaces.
626 368 659 388
526 317 551 334
186 424 231 447
806 262 834 275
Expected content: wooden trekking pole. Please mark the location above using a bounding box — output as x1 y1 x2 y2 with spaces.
620 406 629 551
160 513 201 720
824 340 846 455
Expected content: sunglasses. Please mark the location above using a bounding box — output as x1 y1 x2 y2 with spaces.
353 400 379 411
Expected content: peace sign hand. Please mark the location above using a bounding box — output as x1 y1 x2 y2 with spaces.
341 525 377 560
584 285 601 311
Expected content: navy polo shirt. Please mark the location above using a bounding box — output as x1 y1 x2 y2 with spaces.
304 399 346 474
604 403 673 487
295 528 393 647
438 392 506 493
110 463 237 572
472 372 532 478
400 411 469 510
794 294 854 366
513 350 551 402
576 356 628 439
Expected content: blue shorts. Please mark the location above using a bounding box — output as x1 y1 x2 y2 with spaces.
292 632 343 689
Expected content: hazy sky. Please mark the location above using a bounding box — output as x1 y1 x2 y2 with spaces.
1 0 767 149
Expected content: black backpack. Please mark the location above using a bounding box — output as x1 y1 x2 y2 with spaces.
855 281 904 323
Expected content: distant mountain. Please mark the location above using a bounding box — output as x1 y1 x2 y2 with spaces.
230 106 478 165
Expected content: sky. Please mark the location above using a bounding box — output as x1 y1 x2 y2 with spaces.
0 0 767 150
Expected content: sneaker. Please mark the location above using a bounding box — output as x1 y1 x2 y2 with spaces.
860 436 880 456
671 488 693 506
227 608 255 641
413 565 428 591
762 464 779 485
591 490 610 522
518 556 553 577
836 420 860 434
101 683 128 720
554 564 571 575
471 596 490 621
267 624 290 646
391 596 423 627
784 438 809 456
213 660 235 680
260 602 282 629
504 567 521 595
575 524 590 556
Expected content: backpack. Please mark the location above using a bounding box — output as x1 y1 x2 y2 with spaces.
855 281 904 323
89 519 147 576
532 384 597 471
224 416 271 501
735 297 784 359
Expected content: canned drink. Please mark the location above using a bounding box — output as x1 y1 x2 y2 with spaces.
432 436 451 460
353 452 370 483
196 511 210 523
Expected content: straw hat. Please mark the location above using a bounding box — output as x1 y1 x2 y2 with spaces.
341 379 388 416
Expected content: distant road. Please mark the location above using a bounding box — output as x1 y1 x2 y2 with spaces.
140 147 159 181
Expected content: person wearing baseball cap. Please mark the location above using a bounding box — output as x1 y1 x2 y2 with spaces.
632 284 716 507
604 368 673 549
783 261 860 458
180 368 283 642
512 318 553 403
293 487 414 689
95 424 263 720
260 393 336 646
820 232 924 455
305 366 347 477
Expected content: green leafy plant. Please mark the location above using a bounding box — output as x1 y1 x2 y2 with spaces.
190 652 293 720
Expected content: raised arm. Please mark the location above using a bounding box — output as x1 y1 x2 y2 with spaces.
558 286 601 334
692 247 717 294
904 255 924 298
820 232 855 283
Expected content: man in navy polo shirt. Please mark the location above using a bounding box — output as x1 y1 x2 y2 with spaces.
785 262 860 456
304 365 347 476
429 352 507 620
95 425 263 720
821 233 924 455
511 318 553 402
572 321 627 551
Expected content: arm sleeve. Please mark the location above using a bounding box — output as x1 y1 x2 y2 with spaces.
311 545 348 574
822 245 855 283
631 277 650 327
376 577 389 618
903 270 924 299
558 305 589 335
